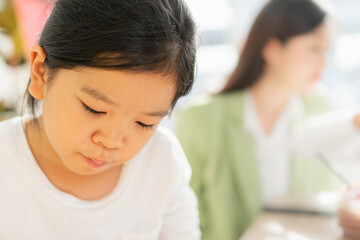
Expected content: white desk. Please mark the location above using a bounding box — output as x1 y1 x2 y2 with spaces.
240 212 344 240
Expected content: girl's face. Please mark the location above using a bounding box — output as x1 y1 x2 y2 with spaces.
266 22 331 92
35 67 175 176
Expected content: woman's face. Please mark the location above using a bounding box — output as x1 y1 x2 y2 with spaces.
268 22 331 92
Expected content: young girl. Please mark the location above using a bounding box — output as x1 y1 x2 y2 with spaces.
176 0 356 239
0 0 200 239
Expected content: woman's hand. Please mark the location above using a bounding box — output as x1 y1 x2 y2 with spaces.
338 188 360 240
352 114 360 130
339 208 360 239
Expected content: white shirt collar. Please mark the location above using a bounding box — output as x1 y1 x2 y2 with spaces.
243 90 305 138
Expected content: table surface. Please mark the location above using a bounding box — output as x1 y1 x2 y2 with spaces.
240 211 344 240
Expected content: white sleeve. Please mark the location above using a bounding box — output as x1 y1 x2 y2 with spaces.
291 106 360 158
158 137 201 240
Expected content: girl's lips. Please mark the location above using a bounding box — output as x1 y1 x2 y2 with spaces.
83 156 107 168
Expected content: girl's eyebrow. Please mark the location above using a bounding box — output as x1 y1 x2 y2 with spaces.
81 86 117 105
143 110 169 117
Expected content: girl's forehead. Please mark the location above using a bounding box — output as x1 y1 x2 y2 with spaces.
58 67 176 105
61 67 175 85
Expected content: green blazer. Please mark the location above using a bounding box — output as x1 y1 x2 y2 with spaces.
176 91 340 240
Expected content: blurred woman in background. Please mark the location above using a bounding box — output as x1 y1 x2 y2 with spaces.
176 0 352 239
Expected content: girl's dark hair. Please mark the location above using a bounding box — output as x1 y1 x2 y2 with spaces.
221 0 328 93
24 0 196 115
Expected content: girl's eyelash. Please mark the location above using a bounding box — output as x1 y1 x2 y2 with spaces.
81 102 106 116
136 121 154 130
81 101 153 129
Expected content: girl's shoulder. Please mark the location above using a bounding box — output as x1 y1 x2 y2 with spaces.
147 126 189 168
135 126 191 176
0 117 26 172
149 126 184 156
0 117 22 143
125 127 192 199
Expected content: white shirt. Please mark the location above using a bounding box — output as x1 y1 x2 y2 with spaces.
0 117 201 240
243 91 304 205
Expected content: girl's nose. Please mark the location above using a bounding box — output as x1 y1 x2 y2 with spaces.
92 127 127 150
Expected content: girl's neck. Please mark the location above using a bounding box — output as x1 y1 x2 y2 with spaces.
250 73 294 135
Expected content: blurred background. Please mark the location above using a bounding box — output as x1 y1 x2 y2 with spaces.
184 0 360 108
0 0 50 119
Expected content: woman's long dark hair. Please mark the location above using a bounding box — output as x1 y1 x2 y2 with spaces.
23 0 196 116
221 0 328 93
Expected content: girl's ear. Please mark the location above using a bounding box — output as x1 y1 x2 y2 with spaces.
262 38 283 65
29 45 48 100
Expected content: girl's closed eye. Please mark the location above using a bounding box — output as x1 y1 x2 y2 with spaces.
136 121 154 130
81 101 106 116
80 99 156 130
